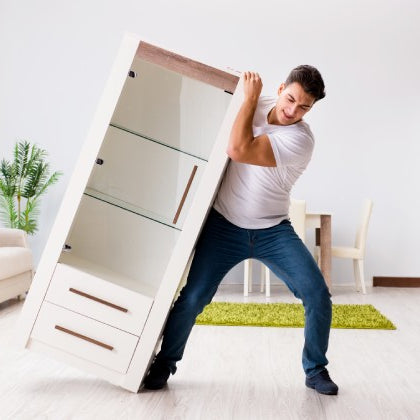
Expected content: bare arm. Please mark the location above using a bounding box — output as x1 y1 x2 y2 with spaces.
226 71 276 167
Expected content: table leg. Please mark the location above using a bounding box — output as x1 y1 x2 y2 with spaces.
319 215 332 290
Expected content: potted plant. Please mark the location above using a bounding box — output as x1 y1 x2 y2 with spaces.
0 140 62 234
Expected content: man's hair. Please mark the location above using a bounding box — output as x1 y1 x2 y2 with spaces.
285 65 326 102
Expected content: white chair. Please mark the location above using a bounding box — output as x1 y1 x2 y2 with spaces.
0 228 33 304
243 199 306 297
315 199 373 294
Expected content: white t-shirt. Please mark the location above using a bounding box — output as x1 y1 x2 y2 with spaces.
213 95 314 229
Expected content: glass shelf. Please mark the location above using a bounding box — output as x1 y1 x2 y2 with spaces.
83 187 182 231
109 123 208 163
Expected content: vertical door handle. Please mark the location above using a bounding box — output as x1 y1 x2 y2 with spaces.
173 165 198 224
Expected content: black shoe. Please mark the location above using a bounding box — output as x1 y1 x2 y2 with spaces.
142 360 172 390
305 369 338 395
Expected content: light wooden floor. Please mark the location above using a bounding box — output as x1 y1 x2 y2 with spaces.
1 285 420 420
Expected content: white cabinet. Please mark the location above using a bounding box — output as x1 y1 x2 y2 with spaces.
17 34 242 392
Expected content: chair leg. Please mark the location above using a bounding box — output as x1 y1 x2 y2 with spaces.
353 259 366 294
259 263 271 297
248 260 253 294
264 266 271 297
353 259 360 292
357 259 366 294
244 259 253 297
260 263 265 293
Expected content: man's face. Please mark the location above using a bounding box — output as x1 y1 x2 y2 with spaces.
270 82 315 126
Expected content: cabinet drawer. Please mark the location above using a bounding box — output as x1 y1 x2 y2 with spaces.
46 262 153 336
32 302 138 374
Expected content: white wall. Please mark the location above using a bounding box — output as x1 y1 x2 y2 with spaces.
1 0 419 287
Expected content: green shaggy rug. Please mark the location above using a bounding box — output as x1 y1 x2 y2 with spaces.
195 302 396 330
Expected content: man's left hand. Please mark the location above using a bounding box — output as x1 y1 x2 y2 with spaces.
243 71 262 104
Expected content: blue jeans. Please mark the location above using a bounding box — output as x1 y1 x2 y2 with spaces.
156 208 332 378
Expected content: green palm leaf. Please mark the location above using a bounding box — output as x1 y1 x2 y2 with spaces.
20 198 41 234
0 193 17 228
0 140 62 234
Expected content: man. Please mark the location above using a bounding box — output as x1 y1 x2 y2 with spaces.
143 65 338 396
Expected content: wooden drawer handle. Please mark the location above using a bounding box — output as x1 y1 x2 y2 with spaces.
69 288 128 313
55 325 114 351
173 165 198 224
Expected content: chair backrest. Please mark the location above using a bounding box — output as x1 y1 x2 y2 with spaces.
289 199 306 242
355 199 373 254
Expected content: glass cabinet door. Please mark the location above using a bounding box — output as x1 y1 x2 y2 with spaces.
86 125 205 230
111 57 232 161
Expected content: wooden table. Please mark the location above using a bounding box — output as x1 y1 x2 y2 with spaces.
305 212 332 290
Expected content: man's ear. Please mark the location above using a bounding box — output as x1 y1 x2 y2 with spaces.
277 83 286 96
